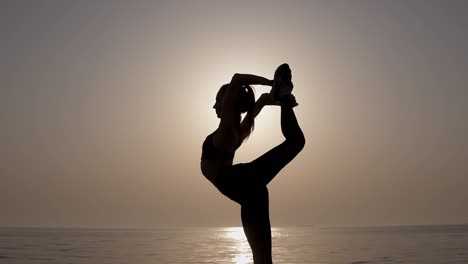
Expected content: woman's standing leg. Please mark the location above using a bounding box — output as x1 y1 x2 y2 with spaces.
241 186 272 264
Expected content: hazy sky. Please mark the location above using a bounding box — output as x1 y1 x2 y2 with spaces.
2 0 468 228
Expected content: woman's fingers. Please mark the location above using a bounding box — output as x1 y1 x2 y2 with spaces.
260 93 280 105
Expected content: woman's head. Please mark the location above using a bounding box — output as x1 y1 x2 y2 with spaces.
213 83 256 140
213 84 255 118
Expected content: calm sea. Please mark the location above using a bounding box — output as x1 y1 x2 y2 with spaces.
1 225 467 263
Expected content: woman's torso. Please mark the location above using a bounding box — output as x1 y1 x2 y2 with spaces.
200 130 241 184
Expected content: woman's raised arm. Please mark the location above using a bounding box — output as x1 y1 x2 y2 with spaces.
214 74 272 151
230 73 273 87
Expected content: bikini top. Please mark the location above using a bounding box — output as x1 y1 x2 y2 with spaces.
201 133 235 160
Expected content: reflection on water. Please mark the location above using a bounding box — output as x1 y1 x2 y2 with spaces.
223 227 286 263
224 227 251 264
1 225 468 263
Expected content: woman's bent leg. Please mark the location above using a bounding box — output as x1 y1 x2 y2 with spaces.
250 105 305 185
241 186 272 264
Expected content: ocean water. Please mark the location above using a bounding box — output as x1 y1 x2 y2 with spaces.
1 225 468 264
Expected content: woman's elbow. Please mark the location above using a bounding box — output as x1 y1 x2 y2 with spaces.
230 73 243 85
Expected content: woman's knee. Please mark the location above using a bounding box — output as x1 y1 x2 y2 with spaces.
286 132 305 153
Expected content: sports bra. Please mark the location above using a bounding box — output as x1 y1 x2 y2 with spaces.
201 133 235 160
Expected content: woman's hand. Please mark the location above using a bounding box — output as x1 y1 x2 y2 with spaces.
281 94 299 108
258 93 298 107
258 93 280 106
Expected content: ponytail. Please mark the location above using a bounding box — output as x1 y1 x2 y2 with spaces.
240 85 255 141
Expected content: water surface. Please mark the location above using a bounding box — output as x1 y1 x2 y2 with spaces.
1 225 467 263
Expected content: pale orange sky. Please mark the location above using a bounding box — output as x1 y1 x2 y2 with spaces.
2 1 468 228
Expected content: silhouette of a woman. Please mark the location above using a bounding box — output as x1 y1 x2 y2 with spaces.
201 64 305 264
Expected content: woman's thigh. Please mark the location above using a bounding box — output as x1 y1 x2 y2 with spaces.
216 163 266 205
